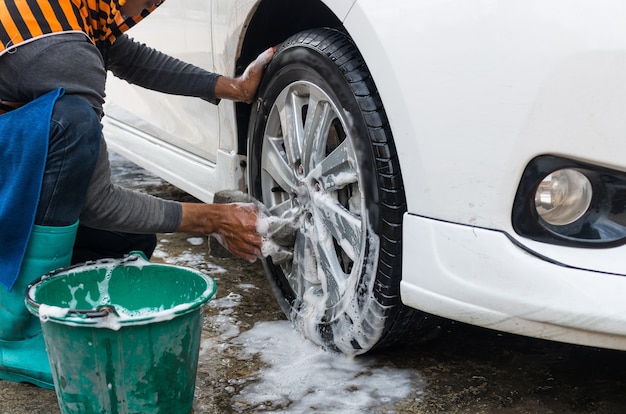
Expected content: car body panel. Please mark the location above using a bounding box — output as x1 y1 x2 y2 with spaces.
402 214 626 350
103 0 626 350
342 0 626 275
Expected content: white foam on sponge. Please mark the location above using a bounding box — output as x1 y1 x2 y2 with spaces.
253 205 299 263
256 214 294 258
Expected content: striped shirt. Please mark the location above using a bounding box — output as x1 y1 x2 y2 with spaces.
0 0 159 56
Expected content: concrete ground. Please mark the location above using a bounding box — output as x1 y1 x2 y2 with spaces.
3 153 626 413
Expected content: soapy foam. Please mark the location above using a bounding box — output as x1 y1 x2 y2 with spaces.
84 266 113 309
38 304 70 321
256 47 274 67
237 283 258 292
256 214 295 258
67 284 83 309
200 292 244 355
154 237 226 274
231 321 426 413
254 202 301 265
199 289 425 412
83 302 193 331
187 237 205 246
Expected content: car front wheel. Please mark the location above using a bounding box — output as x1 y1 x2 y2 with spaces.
248 28 441 355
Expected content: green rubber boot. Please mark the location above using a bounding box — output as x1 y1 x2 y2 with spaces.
0 221 78 389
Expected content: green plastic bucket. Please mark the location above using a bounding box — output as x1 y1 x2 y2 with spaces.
25 252 217 414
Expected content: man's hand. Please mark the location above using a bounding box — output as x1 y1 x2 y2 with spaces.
215 46 277 103
178 202 263 262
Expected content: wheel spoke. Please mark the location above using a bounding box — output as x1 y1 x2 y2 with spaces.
261 136 298 193
314 139 359 191
291 228 318 289
302 93 334 174
312 194 362 262
311 221 348 303
276 88 306 166
267 199 292 217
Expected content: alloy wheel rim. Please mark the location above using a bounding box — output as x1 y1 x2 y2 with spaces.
260 81 367 312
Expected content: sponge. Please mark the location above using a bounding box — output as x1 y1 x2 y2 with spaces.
213 190 298 263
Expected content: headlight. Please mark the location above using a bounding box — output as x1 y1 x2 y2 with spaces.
513 156 626 247
534 169 592 226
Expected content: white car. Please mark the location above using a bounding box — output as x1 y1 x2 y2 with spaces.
103 0 626 355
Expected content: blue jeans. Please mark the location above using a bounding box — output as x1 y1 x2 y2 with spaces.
35 95 100 227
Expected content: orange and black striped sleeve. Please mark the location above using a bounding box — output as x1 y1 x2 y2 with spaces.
0 0 86 53
1 0 165 54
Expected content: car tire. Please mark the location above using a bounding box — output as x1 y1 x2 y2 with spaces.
248 28 441 355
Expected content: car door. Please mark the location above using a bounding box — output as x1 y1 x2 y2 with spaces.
104 0 220 163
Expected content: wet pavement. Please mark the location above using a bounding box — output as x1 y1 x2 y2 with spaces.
2 152 626 413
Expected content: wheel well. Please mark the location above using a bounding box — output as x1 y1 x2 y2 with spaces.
234 0 346 155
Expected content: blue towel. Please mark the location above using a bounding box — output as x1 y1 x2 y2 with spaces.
0 88 64 290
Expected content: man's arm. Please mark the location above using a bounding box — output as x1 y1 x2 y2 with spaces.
106 34 221 104
106 35 275 104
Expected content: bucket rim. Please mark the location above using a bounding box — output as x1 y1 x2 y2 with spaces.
25 253 217 326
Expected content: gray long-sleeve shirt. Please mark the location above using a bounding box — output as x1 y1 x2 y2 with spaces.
0 32 221 233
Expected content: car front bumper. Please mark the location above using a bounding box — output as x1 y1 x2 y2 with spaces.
401 213 626 350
